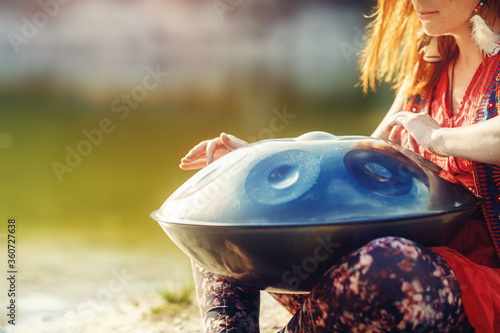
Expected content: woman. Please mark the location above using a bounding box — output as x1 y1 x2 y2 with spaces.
180 0 500 332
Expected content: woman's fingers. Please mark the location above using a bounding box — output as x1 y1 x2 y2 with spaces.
388 124 403 142
384 112 419 144
179 133 249 170
179 138 214 170
384 116 404 143
221 132 248 150
408 135 419 152
183 139 213 161
183 133 247 163
179 159 210 170
205 138 218 165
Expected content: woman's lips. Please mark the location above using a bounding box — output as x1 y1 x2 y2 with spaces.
418 11 438 20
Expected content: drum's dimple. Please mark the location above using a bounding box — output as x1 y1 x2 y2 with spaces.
344 149 413 196
364 162 391 182
267 165 300 190
245 150 321 205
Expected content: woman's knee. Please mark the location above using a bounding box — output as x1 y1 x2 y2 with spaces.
348 236 456 289
308 236 467 331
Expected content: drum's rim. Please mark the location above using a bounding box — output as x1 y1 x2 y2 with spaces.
150 201 481 228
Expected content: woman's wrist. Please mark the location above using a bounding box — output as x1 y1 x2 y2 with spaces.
429 128 449 157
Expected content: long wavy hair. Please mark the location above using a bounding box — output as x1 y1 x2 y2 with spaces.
358 0 500 97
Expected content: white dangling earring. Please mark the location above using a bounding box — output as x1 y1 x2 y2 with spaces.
470 0 500 56
423 36 442 62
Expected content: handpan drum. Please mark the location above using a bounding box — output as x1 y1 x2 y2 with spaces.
151 132 481 293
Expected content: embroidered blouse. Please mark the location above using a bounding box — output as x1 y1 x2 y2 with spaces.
404 54 500 332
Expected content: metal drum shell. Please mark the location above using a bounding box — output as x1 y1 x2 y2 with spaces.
157 209 474 293
151 133 482 293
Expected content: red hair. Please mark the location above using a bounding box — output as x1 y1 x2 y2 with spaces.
358 0 500 97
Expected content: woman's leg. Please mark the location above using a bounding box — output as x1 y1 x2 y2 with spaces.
192 261 260 333
280 236 473 333
268 292 307 315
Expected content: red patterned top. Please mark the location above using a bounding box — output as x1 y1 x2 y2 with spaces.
415 56 500 268
417 56 499 193
413 55 500 333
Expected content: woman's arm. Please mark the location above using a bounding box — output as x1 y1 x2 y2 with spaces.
431 117 500 165
371 86 500 165
384 111 500 165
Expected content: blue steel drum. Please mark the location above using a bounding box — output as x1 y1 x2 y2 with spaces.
151 132 481 293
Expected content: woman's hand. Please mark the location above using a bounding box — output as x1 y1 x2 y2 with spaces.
179 132 248 170
384 111 446 156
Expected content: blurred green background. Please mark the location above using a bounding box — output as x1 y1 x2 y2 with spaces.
0 0 393 327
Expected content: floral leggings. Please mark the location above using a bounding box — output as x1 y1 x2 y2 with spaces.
192 237 474 333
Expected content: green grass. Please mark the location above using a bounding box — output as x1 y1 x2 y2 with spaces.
151 284 196 317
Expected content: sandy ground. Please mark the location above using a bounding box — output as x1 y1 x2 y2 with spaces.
3 291 292 333
0 239 293 333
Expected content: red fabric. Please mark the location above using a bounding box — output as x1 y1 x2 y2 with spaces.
431 246 500 333
419 55 500 192
422 55 500 333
